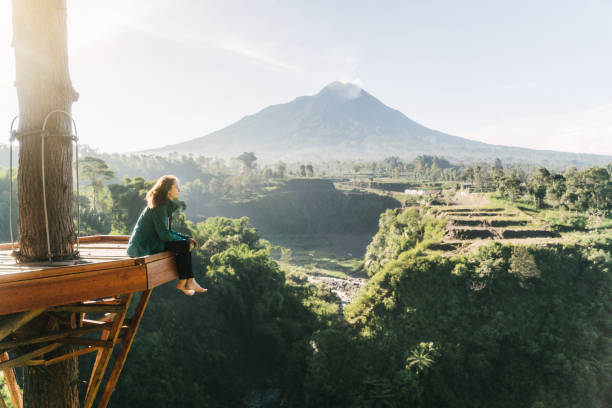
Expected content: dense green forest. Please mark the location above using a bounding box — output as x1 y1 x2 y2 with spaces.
0 152 609 241
1 154 611 407
104 204 611 407
106 217 341 407
327 236 612 407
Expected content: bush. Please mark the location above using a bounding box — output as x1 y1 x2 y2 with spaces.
544 211 587 232
364 207 446 275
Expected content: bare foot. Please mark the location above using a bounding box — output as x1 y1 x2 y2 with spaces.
176 280 195 295
186 280 208 293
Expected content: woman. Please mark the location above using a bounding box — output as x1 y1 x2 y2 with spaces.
127 175 207 296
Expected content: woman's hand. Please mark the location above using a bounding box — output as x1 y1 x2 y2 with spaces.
188 238 198 251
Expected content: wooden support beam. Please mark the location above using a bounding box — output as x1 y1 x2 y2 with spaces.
0 343 61 370
50 304 126 314
6 346 102 369
1 352 22 408
0 322 113 351
85 313 116 324
98 290 152 408
44 346 100 366
0 309 46 342
57 337 113 348
82 319 111 327
84 293 133 408
83 297 122 305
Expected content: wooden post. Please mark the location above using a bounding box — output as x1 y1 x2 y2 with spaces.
98 290 152 408
83 293 133 408
1 352 23 408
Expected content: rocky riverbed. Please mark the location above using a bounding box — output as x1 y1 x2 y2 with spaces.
307 275 366 307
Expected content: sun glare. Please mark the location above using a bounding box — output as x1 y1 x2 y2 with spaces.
66 0 164 50
67 1 126 50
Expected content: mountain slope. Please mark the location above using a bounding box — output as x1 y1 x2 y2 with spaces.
144 82 612 165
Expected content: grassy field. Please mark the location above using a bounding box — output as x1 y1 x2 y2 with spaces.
265 233 368 279
489 193 612 241
266 190 611 278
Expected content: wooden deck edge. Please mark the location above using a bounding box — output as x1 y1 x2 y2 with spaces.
0 236 178 316
145 256 179 289
0 264 147 316
0 235 130 250
0 238 174 286
141 251 174 264
0 258 141 285
78 235 130 244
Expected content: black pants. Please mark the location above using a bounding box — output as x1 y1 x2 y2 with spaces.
165 240 193 280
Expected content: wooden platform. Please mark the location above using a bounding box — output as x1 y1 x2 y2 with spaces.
0 235 181 408
0 235 179 316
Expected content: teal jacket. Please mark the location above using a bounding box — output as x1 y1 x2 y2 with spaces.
126 199 189 257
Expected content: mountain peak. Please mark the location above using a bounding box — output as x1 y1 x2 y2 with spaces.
142 82 612 166
318 81 362 101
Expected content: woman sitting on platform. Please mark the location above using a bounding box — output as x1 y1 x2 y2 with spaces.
127 175 207 296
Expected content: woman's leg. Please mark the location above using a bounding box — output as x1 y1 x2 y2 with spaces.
165 240 193 279
164 240 207 294
165 240 195 295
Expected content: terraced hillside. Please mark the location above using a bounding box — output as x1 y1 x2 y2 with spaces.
430 194 563 253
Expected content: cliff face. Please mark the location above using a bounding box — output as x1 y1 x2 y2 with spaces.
185 180 401 235
280 179 336 192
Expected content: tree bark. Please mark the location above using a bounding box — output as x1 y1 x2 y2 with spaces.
12 1 80 407
13 0 79 261
19 314 80 408
23 363 79 408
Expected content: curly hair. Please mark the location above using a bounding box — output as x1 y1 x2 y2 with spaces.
146 175 178 208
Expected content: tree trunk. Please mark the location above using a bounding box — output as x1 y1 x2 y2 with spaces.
12 1 80 407
13 0 79 261
20 314 80 408
23 361 80 408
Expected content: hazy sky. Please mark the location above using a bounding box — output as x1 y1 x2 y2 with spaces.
1 0 611 155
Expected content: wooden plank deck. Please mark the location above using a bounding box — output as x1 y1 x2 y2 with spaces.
0 236 178 316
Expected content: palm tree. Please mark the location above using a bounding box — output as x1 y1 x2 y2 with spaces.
405 342 435 374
